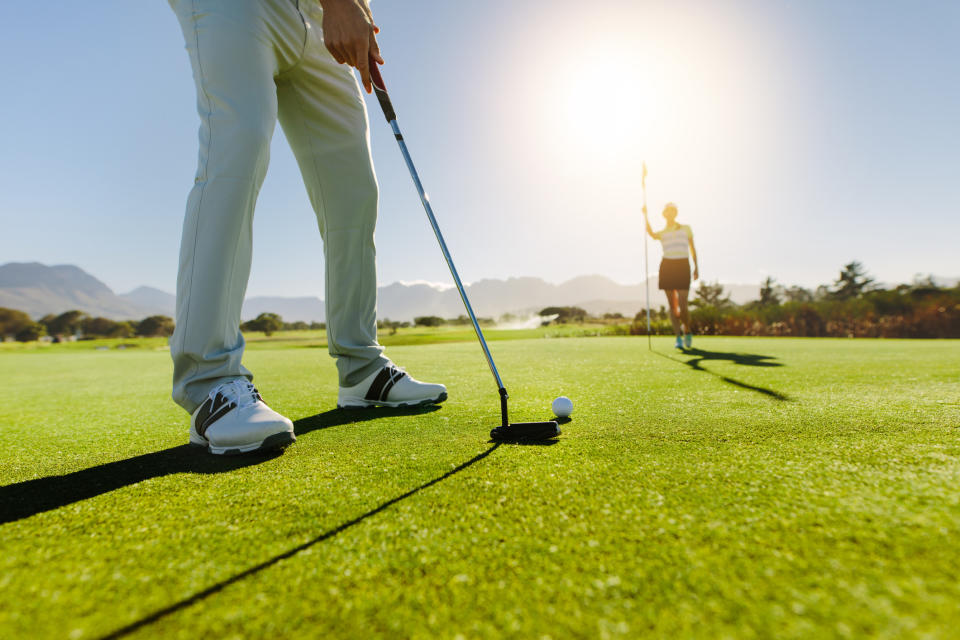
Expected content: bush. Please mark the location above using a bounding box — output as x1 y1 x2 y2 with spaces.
81 316 134 338
136 315 175 337
538 306 588 324
378 318 404 335
15 322 46 342
39 310 87 337
414 316 444 327
241 312 284 336
0 307 35 339
629 311 674 336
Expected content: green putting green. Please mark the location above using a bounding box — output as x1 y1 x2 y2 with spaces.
2 336 958 638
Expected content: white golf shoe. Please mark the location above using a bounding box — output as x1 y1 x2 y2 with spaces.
189 378 295 455
337 363 447 409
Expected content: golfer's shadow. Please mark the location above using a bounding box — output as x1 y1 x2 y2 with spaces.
0 406 440 526
653 347 791 401
99 425 499 639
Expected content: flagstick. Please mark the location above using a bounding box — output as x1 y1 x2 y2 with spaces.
642 163 652 350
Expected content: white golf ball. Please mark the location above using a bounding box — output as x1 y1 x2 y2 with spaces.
551 396 573 418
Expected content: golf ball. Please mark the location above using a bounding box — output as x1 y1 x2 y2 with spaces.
552 396 573 418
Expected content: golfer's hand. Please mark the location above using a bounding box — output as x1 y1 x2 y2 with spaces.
693 267 700 281
319 0 384 93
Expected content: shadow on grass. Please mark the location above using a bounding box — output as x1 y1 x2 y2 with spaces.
0 406 442 526
653 347 791 401
294 404 441 435
98 442 501 640
487 438 560 446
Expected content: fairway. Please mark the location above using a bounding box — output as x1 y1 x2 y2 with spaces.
2 336 959 639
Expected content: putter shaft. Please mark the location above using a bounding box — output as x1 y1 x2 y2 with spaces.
369 60 509 426
387 119 506 394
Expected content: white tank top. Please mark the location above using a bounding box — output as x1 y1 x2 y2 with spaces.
659 225 691 259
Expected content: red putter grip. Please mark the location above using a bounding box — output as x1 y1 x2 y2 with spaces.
368 53 396 122
369 54 386 91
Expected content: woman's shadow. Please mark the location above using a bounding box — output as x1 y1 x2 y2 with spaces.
0 405 440 526
653 347 791 401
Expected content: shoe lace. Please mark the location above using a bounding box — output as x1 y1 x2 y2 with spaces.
385 364 411 385
210 378 261 410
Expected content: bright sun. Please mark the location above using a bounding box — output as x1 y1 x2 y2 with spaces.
559 55 653 144
542 48 666 179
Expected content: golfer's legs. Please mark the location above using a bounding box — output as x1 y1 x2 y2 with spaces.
276 10 388 387
168 1 281 412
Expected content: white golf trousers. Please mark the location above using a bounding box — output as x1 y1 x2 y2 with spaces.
169 0 387 413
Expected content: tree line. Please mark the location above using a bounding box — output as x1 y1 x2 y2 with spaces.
3 262 956 341
239 313 326 336
0 308 331 342
631 262 960 339
0 309 176 342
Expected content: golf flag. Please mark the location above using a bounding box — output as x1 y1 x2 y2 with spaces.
641 161 651 347
641 162 648 216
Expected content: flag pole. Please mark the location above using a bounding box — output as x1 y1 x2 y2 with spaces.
642 162 651 350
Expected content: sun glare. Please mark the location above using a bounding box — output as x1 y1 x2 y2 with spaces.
558 55 655 156
516 11 776 185
492 0 787 264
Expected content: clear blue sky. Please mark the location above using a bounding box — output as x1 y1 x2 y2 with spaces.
1 0 957 297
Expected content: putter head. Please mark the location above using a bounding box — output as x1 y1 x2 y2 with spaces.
490 421 561 442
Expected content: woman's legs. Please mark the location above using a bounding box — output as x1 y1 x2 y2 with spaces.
666 289 683 335
677 289 691 333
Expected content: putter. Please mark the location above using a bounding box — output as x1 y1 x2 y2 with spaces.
368 58 559 442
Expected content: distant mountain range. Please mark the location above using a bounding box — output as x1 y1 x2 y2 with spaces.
0 263 149 320
17 261 952 324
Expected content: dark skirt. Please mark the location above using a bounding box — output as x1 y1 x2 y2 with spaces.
659 258 691 290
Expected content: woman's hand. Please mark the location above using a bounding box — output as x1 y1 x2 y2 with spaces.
319 0 384 93
693 266 699 281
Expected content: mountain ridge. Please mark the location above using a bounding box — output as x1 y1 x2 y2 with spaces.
0 261 862 323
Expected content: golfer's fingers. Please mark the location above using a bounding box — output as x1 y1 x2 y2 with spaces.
360 2 378 32
356 42 372 93
370 33 384 65
326 41 347 65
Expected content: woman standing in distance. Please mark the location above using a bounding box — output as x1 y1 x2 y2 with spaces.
644 203 699 349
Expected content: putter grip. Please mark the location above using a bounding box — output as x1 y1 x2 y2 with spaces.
369 55 396 122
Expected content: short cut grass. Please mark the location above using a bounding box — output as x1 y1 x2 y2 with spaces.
1 336 959 638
